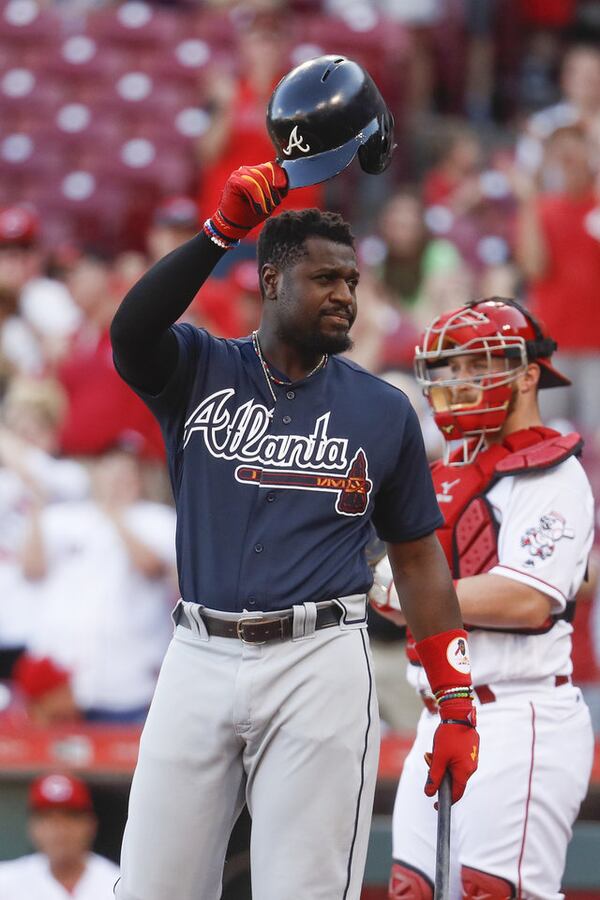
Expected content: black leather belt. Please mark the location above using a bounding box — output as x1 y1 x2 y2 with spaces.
175 604 343 644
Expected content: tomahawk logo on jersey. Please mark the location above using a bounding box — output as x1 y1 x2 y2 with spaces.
183 389 373 516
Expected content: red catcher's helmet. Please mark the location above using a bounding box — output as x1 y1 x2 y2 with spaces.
414 297 570 464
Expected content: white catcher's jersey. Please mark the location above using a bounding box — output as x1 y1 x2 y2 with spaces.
374 456 595 689
0 852 119 899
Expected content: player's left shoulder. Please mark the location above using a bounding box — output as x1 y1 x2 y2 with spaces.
526 452 592 494
503 453 594 518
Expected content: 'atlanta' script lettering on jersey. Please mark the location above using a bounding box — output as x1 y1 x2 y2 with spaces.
183 389 373 516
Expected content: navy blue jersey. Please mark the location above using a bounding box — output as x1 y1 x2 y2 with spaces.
129 325 442 611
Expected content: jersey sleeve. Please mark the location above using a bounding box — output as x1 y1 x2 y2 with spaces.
488 461 595 612
122 323 211 444
371 403 443 543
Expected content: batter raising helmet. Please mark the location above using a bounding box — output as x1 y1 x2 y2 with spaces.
414 297 571 464
111 159 479 900
267 55 395 188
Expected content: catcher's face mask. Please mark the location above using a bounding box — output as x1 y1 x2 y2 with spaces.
414 299 569 466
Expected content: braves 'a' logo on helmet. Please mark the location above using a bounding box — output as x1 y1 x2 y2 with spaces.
282 126 311 156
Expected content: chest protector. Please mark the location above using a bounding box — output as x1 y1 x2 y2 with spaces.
432 426 583 635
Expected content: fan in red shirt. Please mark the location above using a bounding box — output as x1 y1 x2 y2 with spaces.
195 23 323 225
57 251 163 460
516 124 600 432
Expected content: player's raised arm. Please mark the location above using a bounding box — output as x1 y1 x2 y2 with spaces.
110 162 288 395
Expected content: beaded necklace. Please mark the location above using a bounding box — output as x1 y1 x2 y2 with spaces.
251 331 328 404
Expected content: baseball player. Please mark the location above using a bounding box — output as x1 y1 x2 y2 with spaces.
0 773 119 899
109 160 480 900
370 298 595 899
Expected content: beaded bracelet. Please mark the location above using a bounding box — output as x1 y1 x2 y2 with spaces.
435 687 474 704
203 218 240 250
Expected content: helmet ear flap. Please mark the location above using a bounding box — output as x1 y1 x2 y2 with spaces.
357 110 395 175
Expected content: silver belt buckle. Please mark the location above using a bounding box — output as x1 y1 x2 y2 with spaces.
236 615 268 644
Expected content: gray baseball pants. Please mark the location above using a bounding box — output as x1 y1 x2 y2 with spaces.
115 596 379 900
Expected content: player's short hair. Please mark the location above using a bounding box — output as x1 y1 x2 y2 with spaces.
257 209 355 292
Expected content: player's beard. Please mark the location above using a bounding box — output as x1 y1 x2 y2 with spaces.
276 282 354 367
276 318 354 358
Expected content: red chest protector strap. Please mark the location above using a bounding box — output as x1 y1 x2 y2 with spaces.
404 430 582 660
432 428 582 579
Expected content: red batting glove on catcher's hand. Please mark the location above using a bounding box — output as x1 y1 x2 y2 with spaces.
205 162 288 247
425 698 479 805
415 629 480 804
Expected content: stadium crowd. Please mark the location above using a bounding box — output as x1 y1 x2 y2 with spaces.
0 0 599 739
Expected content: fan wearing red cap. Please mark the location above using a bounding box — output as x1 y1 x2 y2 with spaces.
369 297 594 898
11 654 81 727
0 773 119 899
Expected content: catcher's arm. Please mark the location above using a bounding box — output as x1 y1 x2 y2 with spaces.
368 553 405 626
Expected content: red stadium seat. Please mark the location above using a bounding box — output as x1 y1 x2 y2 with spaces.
33 171 132 250
77 71 188 122
33 34 134 88
0 65 64 119
0 0 61 44
89 137 196 195
0 130 63 179
86 1 185 48
187 8 237 50
139 38 212 94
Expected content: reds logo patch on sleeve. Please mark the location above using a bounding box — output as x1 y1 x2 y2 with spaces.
520 511 575 562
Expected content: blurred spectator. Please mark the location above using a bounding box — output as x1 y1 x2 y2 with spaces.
10 654 81 727
0 206 81 376
517 44 600 173
0 377 89 664
376 189 470 326
110 252 148 302
56 251 164 459
195 22 323 226
146 196 199 265
515 124 600 431
0 773 118 899
21 443 176 722
191 259 262 337
463 0 499 123
423 123 484 215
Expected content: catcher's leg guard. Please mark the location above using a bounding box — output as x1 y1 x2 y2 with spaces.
388 861 433 899
461 865 515 898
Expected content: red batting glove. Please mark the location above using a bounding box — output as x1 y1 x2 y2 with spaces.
205 162 289 247
425 698 479 804
415 628 480 804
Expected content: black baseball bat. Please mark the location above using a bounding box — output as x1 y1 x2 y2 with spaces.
434 772 452 897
